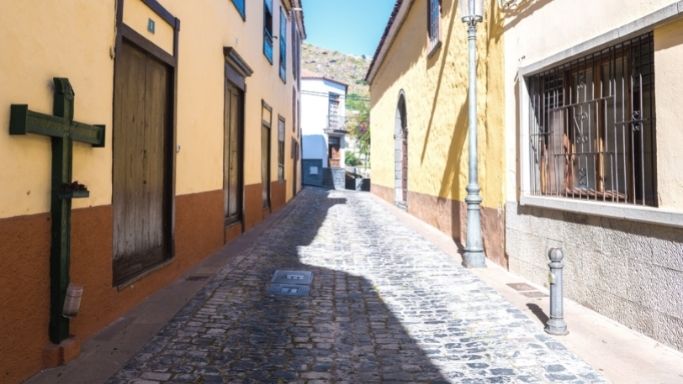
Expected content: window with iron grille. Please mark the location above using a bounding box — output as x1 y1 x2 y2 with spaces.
279 7 287 82
263 0 273 63
527 32 656 206
428 0 440 48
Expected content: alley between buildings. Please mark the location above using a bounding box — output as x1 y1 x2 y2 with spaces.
98 188 603 383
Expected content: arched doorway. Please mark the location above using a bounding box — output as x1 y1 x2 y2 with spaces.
395 92 408 208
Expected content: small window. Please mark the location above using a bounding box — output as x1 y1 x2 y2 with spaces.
428 0 440 48
328 93 341 131
263 0 273 63
526 33 656 206
278 116 286 182
279 7 287 82
231 0 245 20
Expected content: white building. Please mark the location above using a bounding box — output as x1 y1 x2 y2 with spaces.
300 69 348 186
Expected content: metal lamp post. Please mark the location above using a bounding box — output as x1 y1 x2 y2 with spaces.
460 0 486 268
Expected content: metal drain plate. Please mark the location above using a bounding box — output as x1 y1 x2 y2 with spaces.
271 270 313 285
506 282 536 292
268 270 313 297
268 283 310 297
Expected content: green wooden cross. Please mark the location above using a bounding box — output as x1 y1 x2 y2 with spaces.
10 78 105 344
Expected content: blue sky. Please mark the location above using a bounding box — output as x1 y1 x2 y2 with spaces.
301 0 396 57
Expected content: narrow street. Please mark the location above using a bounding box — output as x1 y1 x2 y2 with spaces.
106 188 602 383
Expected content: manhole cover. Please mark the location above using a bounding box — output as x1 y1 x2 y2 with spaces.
271 270 313 285
268 283 310 297
506 282 536 292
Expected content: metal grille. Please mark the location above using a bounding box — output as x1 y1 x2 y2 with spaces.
527 33 656 206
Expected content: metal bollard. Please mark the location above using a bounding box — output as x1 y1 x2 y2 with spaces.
545 248 569 335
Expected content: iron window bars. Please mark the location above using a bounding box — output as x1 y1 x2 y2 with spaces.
527 32 656 206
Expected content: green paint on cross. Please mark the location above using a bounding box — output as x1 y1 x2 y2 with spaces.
10 78 105 344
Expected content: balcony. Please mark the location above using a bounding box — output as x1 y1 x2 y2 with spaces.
324 114 347 135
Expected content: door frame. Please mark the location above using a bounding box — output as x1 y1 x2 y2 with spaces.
261 100 273 211
223 47 253 228
113 0 179 285
395 92 408 207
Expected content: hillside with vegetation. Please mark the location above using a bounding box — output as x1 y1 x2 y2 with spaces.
302 43 371 170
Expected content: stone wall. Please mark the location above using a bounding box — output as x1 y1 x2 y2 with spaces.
506 202 683 351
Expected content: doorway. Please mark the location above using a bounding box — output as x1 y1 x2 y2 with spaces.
224 80 244 226
262 102 272 210
395 93 408 207
112 40 172 284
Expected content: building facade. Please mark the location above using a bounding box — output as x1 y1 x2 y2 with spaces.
0 0 304 382
368 0 683 352
503 0 683 352
366 0 507 264
301 71 349 187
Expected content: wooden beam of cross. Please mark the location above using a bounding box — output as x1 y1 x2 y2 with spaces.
9 78 105 344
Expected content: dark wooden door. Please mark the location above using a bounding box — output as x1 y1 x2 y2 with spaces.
261 121 271 209
328 136 341 168
113 41 171 284
402 131 408 202
224 81 243 224
292 140 298 196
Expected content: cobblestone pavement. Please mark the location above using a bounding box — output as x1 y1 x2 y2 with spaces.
108 188 604 384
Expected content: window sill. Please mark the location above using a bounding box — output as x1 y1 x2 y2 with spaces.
520 194 683 229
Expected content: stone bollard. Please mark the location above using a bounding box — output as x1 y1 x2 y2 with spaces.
545 248 569 335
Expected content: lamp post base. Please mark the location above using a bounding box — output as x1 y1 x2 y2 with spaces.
463 250 486 268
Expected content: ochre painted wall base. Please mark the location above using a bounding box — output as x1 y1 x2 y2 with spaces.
42 338 80 369
224 221 243 244
0 190 223 383
372 184 507 267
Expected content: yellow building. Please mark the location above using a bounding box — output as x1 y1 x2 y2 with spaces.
0 0 304 382
369 0 683 352
366 0 506 266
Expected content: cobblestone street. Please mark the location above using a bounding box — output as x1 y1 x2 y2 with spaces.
108 188 603 384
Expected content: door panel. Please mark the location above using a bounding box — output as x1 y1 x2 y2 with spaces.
113 41 170 284
261 124 271 208
224 82 243 223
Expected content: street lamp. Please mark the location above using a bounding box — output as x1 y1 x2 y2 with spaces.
460 0 486 268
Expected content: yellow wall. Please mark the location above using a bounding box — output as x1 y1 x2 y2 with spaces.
654 18 683 209
0 0 300 219
369 0 505 209
163 0 297 195
0 0 115 218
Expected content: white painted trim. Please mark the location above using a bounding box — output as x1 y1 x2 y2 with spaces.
366 0 415 84
518 75 531 197
520 195 683 228
515 2 683 227
518 1 683 77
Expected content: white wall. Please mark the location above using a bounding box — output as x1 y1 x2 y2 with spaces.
300 77 347 166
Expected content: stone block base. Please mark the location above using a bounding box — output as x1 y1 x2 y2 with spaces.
42 338 80 368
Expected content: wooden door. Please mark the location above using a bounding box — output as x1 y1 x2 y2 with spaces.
401 130 408 202
113 41 171 284
224 81 243 224
261 105 272 209
292 140 298 196
328 136 341 168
